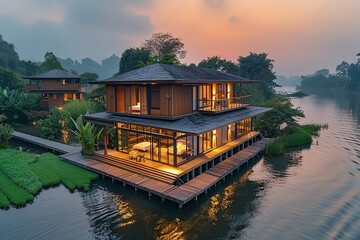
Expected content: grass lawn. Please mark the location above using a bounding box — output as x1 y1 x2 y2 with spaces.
0 149 99 209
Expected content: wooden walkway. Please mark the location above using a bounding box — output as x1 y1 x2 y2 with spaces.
11 131 81 154
61 138 271 208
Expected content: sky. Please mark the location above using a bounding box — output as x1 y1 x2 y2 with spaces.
1 0 360 76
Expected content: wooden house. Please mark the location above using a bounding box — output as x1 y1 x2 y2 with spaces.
85 64 270 173
23 69 84 109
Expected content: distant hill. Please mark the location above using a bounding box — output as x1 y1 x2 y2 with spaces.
58 54 120 80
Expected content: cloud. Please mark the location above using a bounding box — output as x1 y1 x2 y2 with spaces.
204 0 226 8
228 16 238 24
0 0 154 61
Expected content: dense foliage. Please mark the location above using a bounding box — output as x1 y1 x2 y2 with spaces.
119 48 151 74
0 123 13 148
300 53 360 92
37 107 67 139
238 52 278 99
38 52 64 73
0 67 24 90
255 97 304 138
0 87 41 123
0 35 20 71
198 56 239 75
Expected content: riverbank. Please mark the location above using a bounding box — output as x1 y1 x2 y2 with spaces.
0 148 98 209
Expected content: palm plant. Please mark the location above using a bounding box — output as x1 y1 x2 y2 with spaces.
70 116 103 155
0 123 13 148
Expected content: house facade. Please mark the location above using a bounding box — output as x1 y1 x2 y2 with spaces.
23 69 84 109
85 64 270 168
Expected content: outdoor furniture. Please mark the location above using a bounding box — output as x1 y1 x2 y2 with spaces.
129 150 138 159
136 153 145 162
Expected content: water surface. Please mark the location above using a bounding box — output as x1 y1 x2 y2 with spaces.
1 90 360 239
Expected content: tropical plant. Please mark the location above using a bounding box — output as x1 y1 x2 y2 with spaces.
0 123 13 148
255 96 304 138
0 67 24 90
70 116 103 155
0 87 41 122
37 107 67 139
62 99 90 129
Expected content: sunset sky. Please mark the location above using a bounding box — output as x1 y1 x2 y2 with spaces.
1 0 360 76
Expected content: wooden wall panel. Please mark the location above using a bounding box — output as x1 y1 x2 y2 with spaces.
106 86 115 112
116 86 124 112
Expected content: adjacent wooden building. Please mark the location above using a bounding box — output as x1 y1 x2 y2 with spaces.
23 69 84 109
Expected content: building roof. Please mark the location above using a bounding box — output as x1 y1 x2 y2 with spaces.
94 63 257 84
84 106 271 134
23 69 80 79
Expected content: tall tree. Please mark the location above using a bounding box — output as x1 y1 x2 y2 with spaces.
336 61 350 76
141 33 186 60
18 60 38 76
38 52 64 73
119 47 151 74
0 68 24 90
80 72 99 84
238 52 278 99
198 56 239 74
0 35 20 71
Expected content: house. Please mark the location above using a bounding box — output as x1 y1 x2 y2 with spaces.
23 69 85 109
84 64 270 173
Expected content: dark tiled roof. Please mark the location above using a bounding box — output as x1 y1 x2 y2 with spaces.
84 106 271 134
96 63 255 83
24 69 80 79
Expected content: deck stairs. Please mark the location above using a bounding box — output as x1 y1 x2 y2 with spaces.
92 153 179 185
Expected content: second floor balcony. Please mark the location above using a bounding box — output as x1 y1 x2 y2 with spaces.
198 95 251 113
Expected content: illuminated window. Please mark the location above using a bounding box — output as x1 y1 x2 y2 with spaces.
62 79 65 85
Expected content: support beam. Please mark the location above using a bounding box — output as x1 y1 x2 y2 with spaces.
104 126 108 155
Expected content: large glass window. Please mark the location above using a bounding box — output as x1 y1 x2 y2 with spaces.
236 118 252 137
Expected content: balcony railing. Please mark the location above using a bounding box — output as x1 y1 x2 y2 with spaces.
198 95 251 113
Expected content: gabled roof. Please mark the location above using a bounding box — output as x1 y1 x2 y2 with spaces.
84 106 271 134
95 63 256 84
23 69 80 79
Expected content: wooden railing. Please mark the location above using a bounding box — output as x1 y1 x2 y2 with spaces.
198 95 251 112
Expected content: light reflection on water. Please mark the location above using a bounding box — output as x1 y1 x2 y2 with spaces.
1 90 360 239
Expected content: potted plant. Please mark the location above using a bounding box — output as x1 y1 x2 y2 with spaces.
70 116 103 156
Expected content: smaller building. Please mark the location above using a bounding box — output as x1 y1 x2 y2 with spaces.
23 69 85 109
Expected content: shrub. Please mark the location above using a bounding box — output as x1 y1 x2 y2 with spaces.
0 123 13 148
37 107 67 140
62 99 90 129
265 139 284 156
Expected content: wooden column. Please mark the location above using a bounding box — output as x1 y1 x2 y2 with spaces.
104 126 107 155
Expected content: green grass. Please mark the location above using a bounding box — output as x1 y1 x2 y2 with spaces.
0 171 34 207
31 153 99 191
0 149 98 209
265 124 323 156
0 190 10 209
0 149 42 194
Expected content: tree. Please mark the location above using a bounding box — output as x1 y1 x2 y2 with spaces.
0 35 20 71
119 47 151 74
38 52 64 73
347 63 360 90
18 60 38 76
336 61 350 76
315 69 330 77
141 32 186 60
238 52 278 99
0 67 24 90
80 72 99 84
198 56 239 74
255 96 305 137
148 54 181 65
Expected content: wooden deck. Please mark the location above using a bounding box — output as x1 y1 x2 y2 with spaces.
12 129 271 208
61 138 271 208
11 131 81 154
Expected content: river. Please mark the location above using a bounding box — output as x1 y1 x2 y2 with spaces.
1 89 360 240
